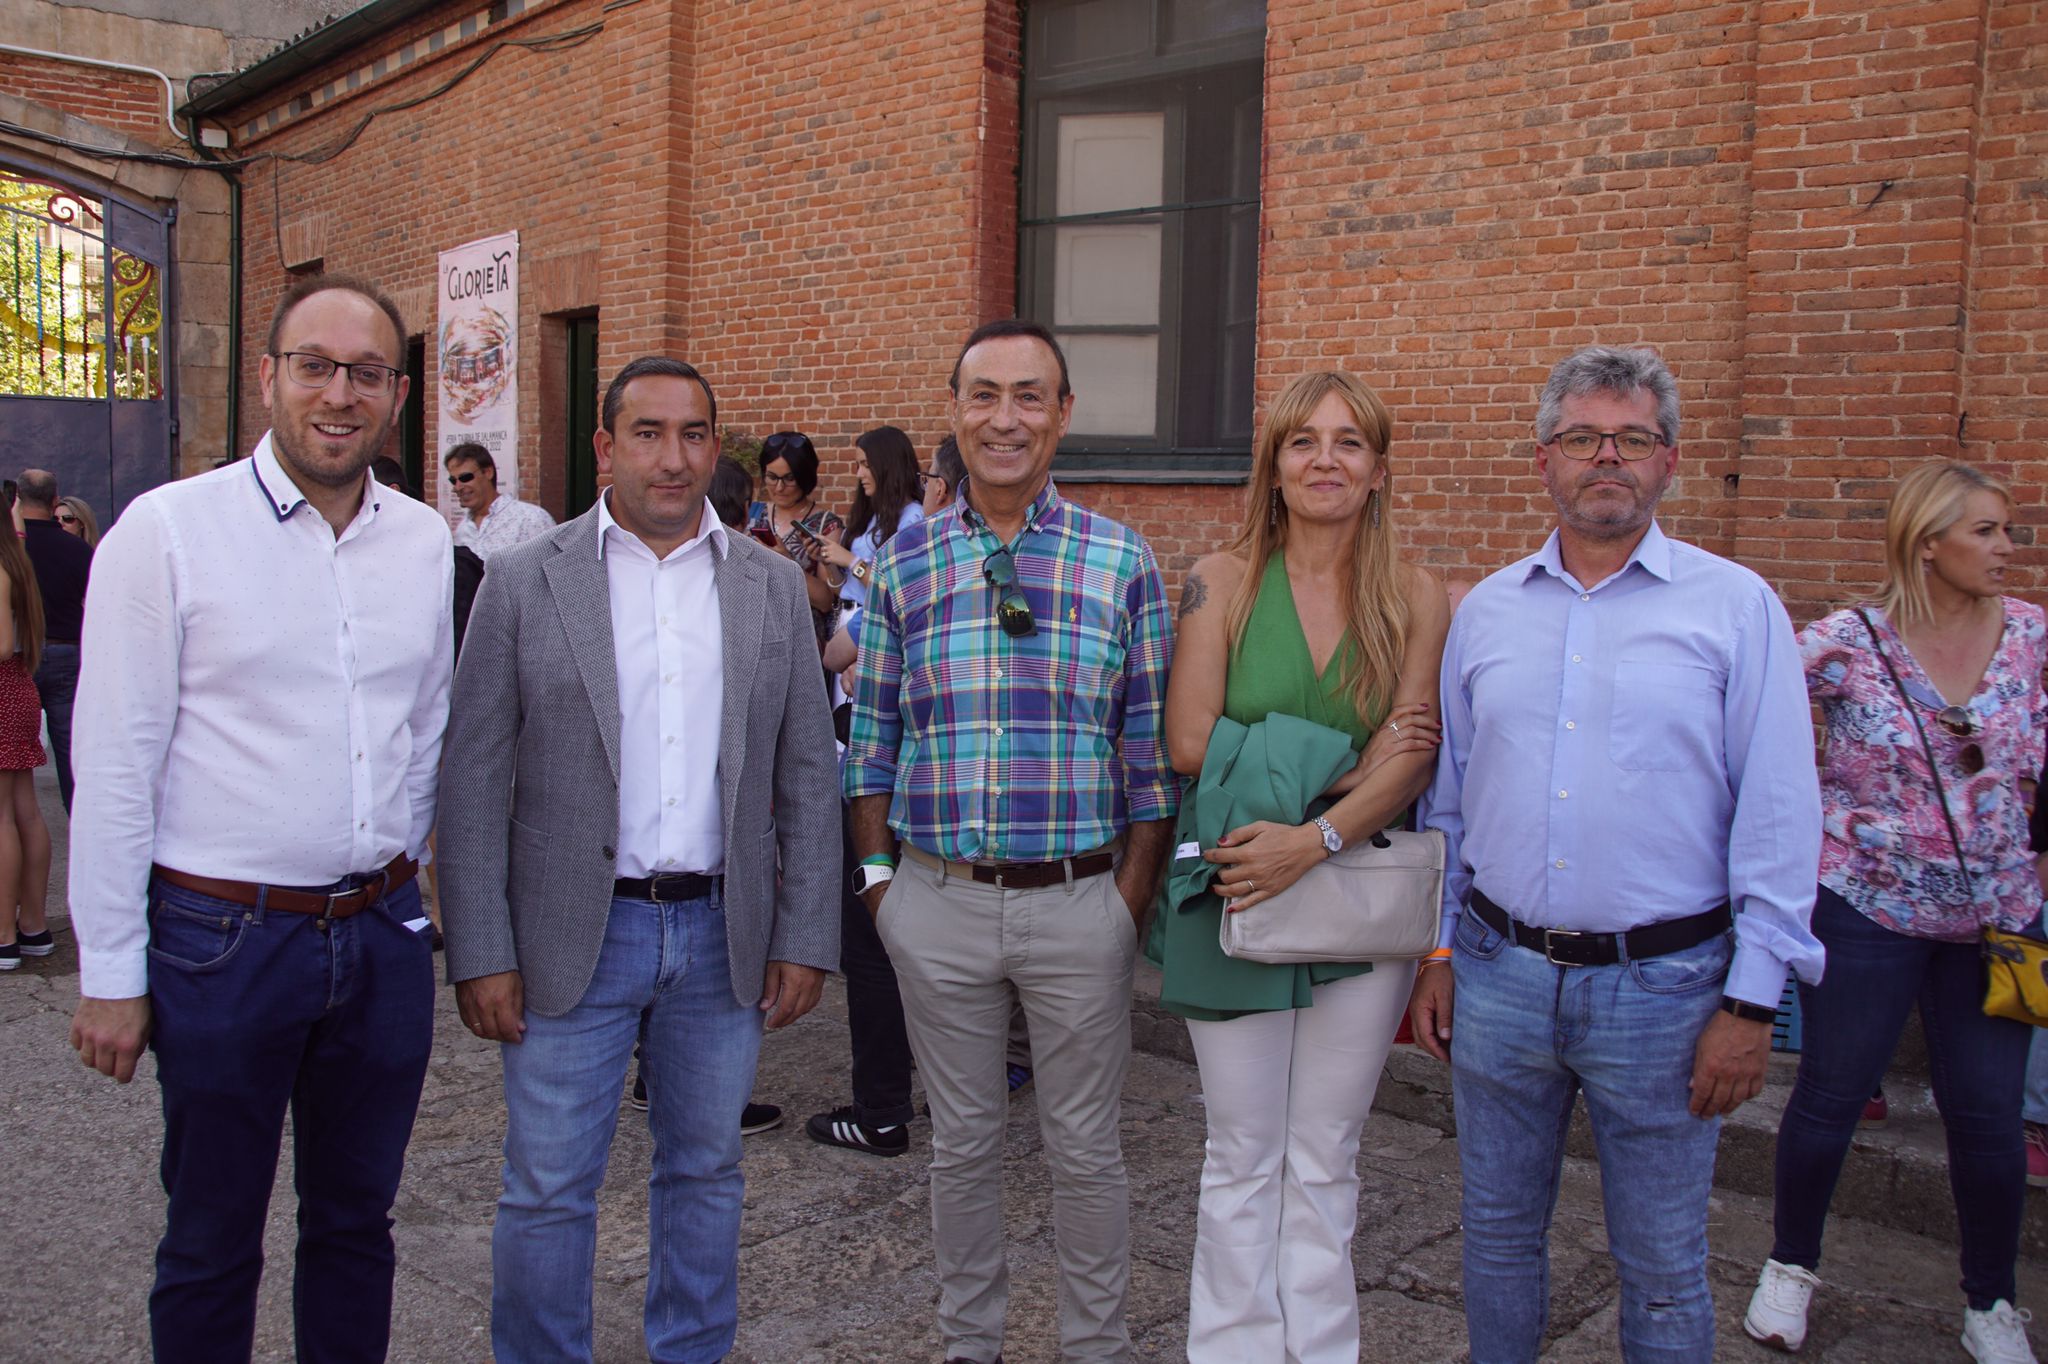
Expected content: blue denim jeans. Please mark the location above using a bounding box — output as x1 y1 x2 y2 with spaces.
1770 884 2030 1309
33 640 77 811
492 892 763 1364
147 874 436 1364
1450 908 1730 1364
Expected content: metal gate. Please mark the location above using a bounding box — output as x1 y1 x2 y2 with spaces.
0 162 173 522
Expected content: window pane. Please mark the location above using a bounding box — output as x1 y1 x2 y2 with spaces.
1167 0 1263 46
1053 223 1161 326
1060 332 1158 437
109 250 163 400
1056 112 1164 216
0 172 108 399
1030 0 1154 73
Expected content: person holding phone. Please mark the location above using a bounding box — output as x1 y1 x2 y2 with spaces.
810 426 924 614
747 431 843 650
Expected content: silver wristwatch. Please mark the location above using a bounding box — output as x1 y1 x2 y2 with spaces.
1313 815 1342 855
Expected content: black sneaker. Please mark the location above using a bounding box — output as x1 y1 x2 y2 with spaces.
1007 1063 1033 1094
17 929 53 957
804 1105 907 1157
741 1102 784 1136
0 942 17 971
627 1075 649 1112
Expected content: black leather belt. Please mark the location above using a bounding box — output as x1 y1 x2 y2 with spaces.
901 843 1115 889
613 872 721 902
1470 889 1731 967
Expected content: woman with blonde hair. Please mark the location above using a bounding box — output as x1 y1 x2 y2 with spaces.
56 496 98 548
0 523 49 969
1157 369 1448 1361
1744 461 2044 1362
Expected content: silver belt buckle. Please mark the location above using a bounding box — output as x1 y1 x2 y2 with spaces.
1542 927 1589 965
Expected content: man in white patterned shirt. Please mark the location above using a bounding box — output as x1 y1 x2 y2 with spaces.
68 274 453 1364
447 440 555 558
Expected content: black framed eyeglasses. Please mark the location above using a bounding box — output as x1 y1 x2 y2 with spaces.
273 350 401 398
760 470 798 487
981 548 1037 638
1551 428 1663 461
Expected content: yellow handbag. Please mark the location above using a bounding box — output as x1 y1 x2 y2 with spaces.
1983 928 2048 1028
1856 610 2048 1028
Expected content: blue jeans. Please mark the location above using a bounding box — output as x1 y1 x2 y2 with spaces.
1770 884 2030 1308
1451 908 1730 1364
147 874 436 1364
33 641 76 811
492 892 764 1364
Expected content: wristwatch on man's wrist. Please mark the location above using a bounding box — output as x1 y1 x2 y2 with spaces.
1718 996 1776 1025
852 862 896 896
1312 815 1343 856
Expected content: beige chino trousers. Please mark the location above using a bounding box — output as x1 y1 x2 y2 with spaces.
877 850 1139 1364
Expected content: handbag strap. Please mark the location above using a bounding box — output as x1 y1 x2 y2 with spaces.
1853 608 1974 899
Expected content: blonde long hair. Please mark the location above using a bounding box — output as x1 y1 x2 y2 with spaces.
1225 370 1409 723
1878 459 2012 630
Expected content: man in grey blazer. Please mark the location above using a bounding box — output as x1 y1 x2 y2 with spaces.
438 355 839 1364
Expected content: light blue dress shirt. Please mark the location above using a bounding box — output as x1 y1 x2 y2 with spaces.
1421 522 1824 1007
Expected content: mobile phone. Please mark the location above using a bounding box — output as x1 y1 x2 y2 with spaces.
749 524 779 547
794 512 831 542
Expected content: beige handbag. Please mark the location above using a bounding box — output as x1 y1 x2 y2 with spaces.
1218 828 1445 964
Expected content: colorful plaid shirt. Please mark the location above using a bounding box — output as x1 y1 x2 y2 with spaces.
843 481 1178 862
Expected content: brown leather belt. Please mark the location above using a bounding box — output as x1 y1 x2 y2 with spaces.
151 854 418 919
901 843 1114 889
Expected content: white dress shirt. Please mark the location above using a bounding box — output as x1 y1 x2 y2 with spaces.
598 492 726 878
454 493 556 559
70 433 455 998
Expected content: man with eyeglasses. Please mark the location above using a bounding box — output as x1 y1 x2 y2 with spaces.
843 318 1177 1364
1410 344 1822 1362
446 439 555 560
67 274 453 1362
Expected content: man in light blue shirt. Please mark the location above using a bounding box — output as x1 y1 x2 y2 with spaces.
1410 345 1822 1363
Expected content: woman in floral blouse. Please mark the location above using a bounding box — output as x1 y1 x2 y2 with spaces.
1744 461 2045 1363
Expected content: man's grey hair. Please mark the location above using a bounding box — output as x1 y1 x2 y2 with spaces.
1534 346 1680 447
16 469 56 509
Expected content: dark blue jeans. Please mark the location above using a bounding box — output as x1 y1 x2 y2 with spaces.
147 874 437 1364
33 641 76 811
1770 884 2031 1309
840 804 913 1126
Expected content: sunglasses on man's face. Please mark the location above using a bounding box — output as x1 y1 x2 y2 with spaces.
981 548 1036 638
447 470 478 486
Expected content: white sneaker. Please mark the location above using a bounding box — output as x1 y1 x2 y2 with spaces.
1963 1300 2038 1364
1743 1258 1820 1353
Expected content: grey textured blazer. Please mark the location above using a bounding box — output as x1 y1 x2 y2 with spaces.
437 504 840 1016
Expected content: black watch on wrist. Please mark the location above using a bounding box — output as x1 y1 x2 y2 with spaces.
1718 996 1776 1025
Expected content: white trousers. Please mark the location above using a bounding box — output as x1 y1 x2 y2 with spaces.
1183 963 1415 1364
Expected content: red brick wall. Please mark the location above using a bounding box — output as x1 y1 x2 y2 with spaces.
0 53 176 149
220 0 2047 614
236 0 608 507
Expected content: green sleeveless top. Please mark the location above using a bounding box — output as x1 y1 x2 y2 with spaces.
1155 552 1386 1020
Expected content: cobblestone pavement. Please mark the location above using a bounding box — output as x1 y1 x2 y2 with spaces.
3 770 2042 1361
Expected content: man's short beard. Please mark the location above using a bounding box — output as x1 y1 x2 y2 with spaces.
270 406 377 491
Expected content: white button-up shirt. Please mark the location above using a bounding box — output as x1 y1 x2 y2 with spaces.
70 433 455 998
454 493 556 560
598 492 726 878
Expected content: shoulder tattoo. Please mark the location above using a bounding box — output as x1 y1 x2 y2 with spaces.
1178 570 1209 620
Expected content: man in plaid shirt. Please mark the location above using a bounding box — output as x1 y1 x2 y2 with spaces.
844 319 1178 1364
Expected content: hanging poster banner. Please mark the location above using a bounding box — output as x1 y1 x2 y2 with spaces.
436 230 519 520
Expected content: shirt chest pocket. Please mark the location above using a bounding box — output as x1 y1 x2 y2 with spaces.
1610 659 1722 773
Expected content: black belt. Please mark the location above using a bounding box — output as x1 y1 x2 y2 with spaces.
613 872 721 902
1469 889 1731 967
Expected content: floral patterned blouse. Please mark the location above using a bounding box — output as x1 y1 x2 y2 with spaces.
1801 602 2048 941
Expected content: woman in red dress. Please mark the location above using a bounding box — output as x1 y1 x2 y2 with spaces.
0 522 50 971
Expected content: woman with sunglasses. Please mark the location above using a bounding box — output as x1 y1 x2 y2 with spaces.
810 426 923 613
1159 370 1448 1362
56 497 98 549
1745 461 2044 1362
748 431 844 649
